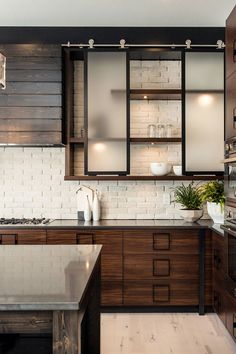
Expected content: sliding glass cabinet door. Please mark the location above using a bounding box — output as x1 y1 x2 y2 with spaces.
184 51 224 174
85 50 129 175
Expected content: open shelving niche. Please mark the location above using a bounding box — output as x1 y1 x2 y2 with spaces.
64 49 223 181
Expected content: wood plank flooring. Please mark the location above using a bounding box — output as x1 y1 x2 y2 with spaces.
101 313 236 354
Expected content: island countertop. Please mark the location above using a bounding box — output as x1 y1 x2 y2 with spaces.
0 245 102 311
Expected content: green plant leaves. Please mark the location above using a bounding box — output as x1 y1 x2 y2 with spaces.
172 182 202 210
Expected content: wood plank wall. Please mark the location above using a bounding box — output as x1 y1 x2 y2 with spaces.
0 44 62 145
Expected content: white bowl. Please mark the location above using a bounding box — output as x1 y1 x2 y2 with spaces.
173 165 182 176
150 162 171 176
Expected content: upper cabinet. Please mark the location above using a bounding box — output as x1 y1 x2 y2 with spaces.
226 6 236 140
0 44 63 146
63 46 224 180
183 51 224 174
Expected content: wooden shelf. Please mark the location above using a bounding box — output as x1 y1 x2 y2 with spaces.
69 137 84 144
65 175 223 181
130 89 182 100
130 137 182 143
69 137 182 144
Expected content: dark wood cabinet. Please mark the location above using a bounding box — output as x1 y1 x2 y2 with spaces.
0 44 62 145
0 226 213 310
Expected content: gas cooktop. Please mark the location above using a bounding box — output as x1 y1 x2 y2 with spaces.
0 218 51 225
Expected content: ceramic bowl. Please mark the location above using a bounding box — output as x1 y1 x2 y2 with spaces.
150 162 171 176
173 165 182 176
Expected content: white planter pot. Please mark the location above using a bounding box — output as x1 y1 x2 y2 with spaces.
207 202 224 224
180 209 203 223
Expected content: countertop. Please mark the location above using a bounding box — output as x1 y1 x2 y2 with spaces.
0 219 224 236
0 245 102 311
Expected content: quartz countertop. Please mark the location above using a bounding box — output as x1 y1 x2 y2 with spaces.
0 218 224 236
0 245 102 311
48 218 214 229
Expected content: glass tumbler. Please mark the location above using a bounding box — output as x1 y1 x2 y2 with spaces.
148 124 156 138
157 124 166 138
166 124 173 137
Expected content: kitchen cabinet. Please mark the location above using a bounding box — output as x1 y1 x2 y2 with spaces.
0 44 62 145
0 225 212 309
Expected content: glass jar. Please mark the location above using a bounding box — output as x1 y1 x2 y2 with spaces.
157 124 166 138
147 124 156 138
166 124 173 137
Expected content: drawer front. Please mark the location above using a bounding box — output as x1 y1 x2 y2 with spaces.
0 230 46 245
101 281 123 306
47 230 77 244
0 234 17 244
17 230 46 244
94 231 122 254
124 254 199 280
124 230 199 254
101 254 122 280
212 231 226 276
124 280 198 306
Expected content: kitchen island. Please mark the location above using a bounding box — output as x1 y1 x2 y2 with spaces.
0 245 101 354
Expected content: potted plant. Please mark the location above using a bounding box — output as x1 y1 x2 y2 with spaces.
199 180 225 224
172 182 203 222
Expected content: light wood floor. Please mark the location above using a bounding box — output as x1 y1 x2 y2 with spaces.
101 313 236 354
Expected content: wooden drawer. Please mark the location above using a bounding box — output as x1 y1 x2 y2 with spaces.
212 231 226 276
94 231 122 254
213 277 227 326
101 281 123 306
47 230 77 244
101 254 122 280
124 230 199 254
0 230 46 245
124 280 199 306
124 254 199 280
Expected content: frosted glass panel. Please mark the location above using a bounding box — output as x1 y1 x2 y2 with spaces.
87 51 127 173
185 52 224 173
186 93 224 172
185 52 224 90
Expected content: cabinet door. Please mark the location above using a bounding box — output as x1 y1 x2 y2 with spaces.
94 230 123 306
225 72 236 140
213 280 226 325
226 8 236 79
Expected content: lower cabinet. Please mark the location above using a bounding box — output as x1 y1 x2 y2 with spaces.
123 229 211 307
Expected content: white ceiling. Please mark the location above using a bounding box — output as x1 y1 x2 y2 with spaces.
1 0 235 27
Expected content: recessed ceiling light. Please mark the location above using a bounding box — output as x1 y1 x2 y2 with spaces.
144 95 148 99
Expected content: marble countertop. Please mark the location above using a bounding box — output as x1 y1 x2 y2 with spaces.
0 245 102 311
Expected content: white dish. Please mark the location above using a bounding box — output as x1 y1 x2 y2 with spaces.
150 162 171 176
173 165 182 176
